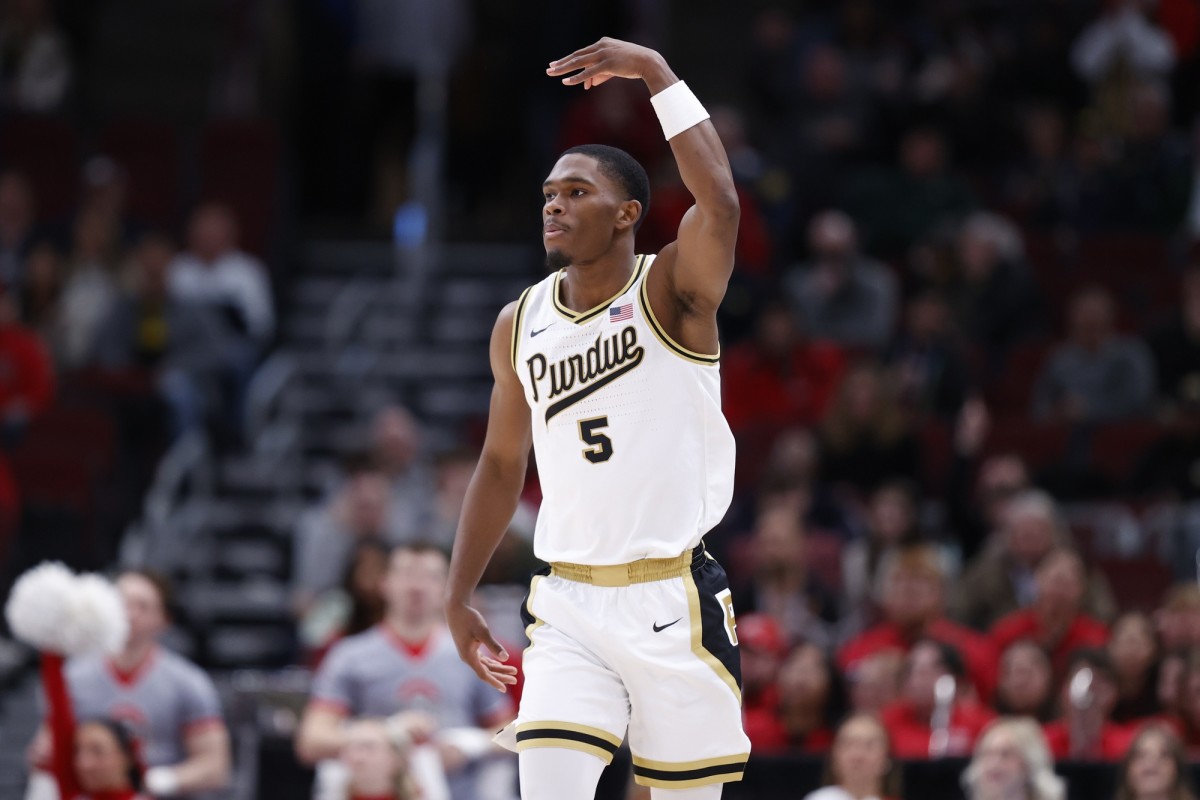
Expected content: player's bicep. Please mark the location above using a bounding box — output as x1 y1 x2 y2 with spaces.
669 199 739 311
481 303 533 469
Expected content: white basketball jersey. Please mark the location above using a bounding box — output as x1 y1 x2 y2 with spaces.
511 254 735 565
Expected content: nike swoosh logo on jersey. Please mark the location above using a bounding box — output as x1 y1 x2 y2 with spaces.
531 323 555 337
652 618 682 633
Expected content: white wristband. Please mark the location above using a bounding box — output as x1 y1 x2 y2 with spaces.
144 766 180 796
650 81 710 140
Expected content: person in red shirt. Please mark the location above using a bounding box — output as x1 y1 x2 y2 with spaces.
838 543 998 699
995 641 1056 722
752 642 845 754
1041 649 1136 761
738 613 788 750
990 548 1109 680
0 288 53 441
880 639 996 759
721 301 846 434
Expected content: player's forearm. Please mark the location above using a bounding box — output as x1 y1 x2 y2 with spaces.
446 453 527 605
640 58 739 222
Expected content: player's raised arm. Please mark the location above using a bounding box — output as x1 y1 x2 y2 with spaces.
444 301 529 691
548 38 739 315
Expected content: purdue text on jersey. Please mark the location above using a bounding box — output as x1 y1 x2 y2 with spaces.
525 325 644 422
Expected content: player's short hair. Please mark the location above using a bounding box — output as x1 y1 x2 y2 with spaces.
560 144 650 231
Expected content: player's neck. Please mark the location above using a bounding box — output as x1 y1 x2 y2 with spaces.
558 248 637 313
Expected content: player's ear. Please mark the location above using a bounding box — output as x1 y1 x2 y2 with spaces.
615 199 641 232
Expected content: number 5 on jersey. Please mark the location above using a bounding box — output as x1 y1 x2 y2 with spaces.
577 416 613 463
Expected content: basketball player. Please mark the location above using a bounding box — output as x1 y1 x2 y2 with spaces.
446 37 749 799
26 571 230 799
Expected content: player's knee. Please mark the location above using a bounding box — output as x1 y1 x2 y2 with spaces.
518 747 606 800
649 785 723 800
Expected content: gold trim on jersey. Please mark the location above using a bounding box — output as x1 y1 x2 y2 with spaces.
515 720 623 764
631 753 749 788
523 573 546 645
683 572 742 704
551 255 647 324
637 258 721 366
510 286 533 371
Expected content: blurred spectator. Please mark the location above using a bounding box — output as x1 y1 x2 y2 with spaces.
427 447 483 550
1002 106 1075 229
300 539 390 664
1114 723 1198 800
995 641 1056 723
79 157 143 248
1112 81 1194 231
168 203 274 349
17 241 62 347
1042 649 1135 761
1033 286 1156 422
953 490 1117 630
739 614 789 750
368 405 436 541
0 286 53 443
879 639 995 759
801 714 901 800
733 505 838 649
1159 650 1187 719
841 480 949 627
1148 268 1200 415
839 545 997 700
1111 612 1165 723
961 717 1065 800
722 300 846 434
944 401 1031 561
792 45 873 164
0 0 71 112
1156 586 1200 653
784 210 898 349
334 718 422 800
296 543 513 800
1130 396 1200 501
818 363 920 494
840 127 975 256
92 233 239 438
950 212 1040 359
846 650 903 716
0 171 35 288
990 548 1110 679
1072 0 1176 86
28 570 231 795
58 205 123 368
294 461 398 616
1174 647 1200 754
886 292 971 418
752 643 846 753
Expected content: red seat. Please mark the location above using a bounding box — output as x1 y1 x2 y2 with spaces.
1088 421 1163 486
10 449 93 513
1093 556 1174 612
982 419 1071 472
0 116 79 219
918 420 954 490
22 406 118 475
986 340 1054 417
99 119 180 229
199 120 279 257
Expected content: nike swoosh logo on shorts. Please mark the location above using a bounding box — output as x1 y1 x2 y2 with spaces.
652 619 681 633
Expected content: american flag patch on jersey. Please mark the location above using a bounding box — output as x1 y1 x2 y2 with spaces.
609 303 633 322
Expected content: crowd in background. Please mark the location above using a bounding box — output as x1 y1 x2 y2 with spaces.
5 0 1200 797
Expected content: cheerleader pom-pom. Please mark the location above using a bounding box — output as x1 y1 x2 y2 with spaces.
65 574 129 656
5 562 78 653
4 564 129 657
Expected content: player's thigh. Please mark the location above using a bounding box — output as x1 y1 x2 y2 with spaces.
516 616 630 766
623 560 749 790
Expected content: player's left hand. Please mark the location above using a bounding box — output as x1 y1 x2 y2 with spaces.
547 37 663 90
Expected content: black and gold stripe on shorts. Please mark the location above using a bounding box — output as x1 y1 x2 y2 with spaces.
515 721 623 764
631 753 750 789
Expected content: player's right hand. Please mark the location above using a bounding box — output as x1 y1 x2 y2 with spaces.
446 602 518 692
